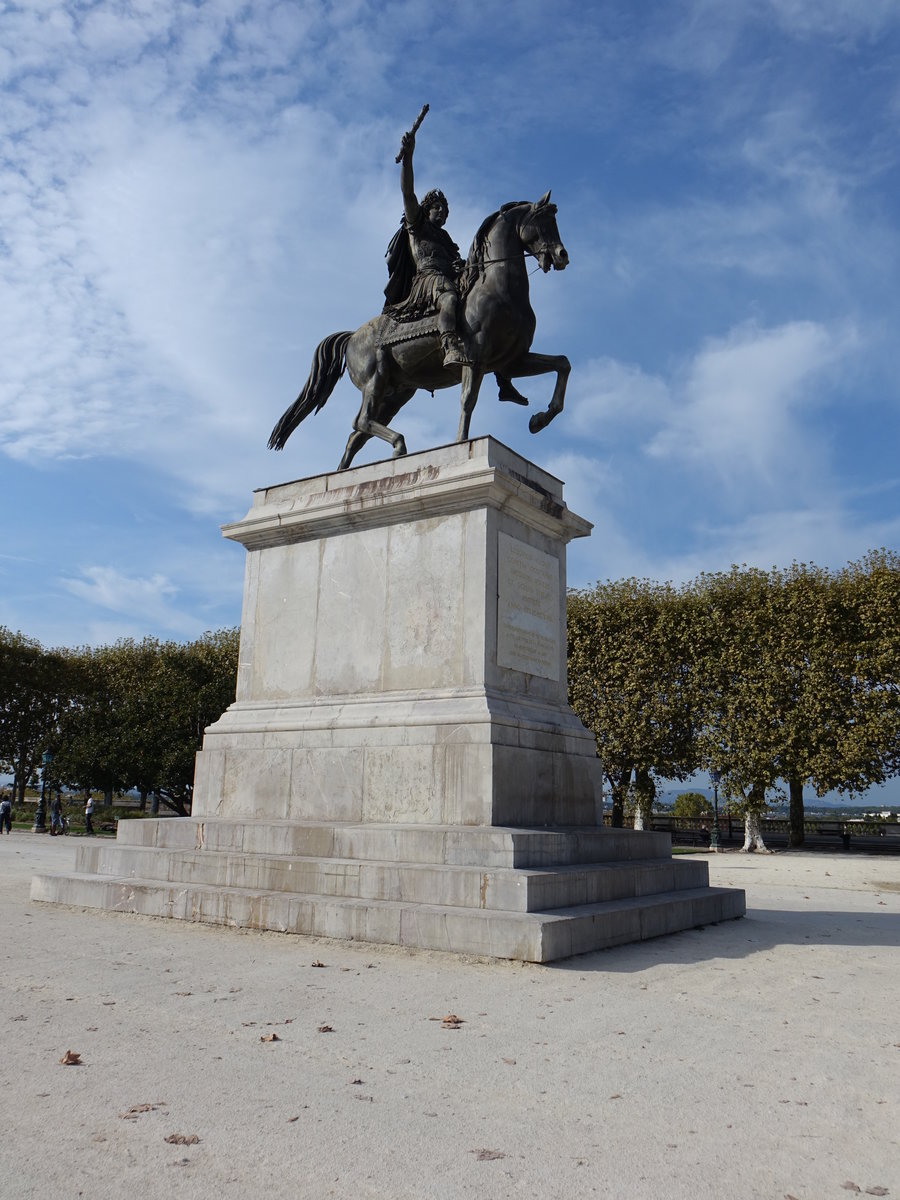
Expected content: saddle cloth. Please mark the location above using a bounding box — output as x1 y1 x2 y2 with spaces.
377 312 440 349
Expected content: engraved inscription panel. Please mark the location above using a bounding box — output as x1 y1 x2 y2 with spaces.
496 533 560 680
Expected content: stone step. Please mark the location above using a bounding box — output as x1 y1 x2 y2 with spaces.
29 871 744 963
114 817 674 867
71 842 711 914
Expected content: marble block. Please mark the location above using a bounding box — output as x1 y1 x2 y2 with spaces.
191 438 604 827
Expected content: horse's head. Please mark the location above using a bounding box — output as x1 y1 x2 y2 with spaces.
519 191 568 273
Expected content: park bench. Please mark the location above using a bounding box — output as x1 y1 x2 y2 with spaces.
649 816 711 847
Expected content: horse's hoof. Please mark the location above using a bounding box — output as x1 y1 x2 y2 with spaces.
529 412 548 434
392 441 408 458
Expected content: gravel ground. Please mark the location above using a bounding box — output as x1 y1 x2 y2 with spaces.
1 832 898 1200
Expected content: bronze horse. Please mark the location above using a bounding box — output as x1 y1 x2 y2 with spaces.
269 193 570 471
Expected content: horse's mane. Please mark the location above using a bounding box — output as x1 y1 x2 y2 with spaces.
466 200 531 270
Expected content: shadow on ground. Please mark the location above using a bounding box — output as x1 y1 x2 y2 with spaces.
553 906 900 973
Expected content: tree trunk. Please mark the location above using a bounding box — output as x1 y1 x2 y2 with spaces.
103 786 113 809
788 776 805 847
742 783 771 852
150 791 160 816
610 767 631 829
632 767 655 831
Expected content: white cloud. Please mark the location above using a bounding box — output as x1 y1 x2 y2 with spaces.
646 319 857 487
567 359 670 434
59 566 198 637
763 0 900 40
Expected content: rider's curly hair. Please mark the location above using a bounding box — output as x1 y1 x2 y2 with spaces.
421 189 449 216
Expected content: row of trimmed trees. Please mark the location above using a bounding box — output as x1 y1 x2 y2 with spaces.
4 551 898 838
0 628 239 815
567 551 900 848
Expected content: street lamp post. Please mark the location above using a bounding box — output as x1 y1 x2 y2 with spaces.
709 769 721 852
34 750 54 832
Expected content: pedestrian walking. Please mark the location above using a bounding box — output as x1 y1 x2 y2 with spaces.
84 793 95 836
0 793 11 834
50 795 63 835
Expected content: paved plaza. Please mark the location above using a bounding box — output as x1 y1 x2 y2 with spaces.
2 833 898 1199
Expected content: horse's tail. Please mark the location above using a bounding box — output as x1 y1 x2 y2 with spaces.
268 331 353 451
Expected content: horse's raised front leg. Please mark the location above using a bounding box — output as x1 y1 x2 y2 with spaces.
501 352 570 434
457 364 486 442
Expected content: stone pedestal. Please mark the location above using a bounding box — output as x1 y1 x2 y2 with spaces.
32 438 744 961
193 437 603 828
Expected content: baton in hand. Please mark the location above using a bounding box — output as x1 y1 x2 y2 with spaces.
396 104 430 162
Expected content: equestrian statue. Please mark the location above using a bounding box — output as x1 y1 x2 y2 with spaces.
269 105 571 471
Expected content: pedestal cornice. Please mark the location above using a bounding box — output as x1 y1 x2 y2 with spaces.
222 437 592 549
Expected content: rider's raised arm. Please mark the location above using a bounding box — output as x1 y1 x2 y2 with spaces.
399 131 420 224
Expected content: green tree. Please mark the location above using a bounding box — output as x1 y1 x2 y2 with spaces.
688 567 782 851
54 630 239 815
567 580 700 828
824 551 900 795
673 791 711 819
0 628 68 804
146 629 239 814
54 643 134 802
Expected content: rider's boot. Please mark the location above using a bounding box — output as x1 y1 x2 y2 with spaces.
496 374 528 405
441 331 471 368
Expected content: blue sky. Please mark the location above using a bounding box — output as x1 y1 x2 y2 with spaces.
3 0 900 662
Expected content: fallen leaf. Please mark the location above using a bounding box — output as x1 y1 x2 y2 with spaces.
287 1116 300 1123
865 1190 889 1197
59 1050 82 1066
260 1033 280 1043
311 960 325 968
351 1079 363 1085
502 1058 516 1065
842 1185 861 1194
317 1025 333 1033
120 1103 166 1119
164 1133 200 1145
441 1014 464 1029
472 1149 506 1161
609 1093 623 1100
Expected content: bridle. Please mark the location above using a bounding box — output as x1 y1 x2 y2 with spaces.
476 202 562 270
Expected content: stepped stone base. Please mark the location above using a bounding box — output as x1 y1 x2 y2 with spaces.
31 817 745 963
31 440 746 961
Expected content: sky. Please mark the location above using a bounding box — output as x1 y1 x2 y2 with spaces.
2 0 900 667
